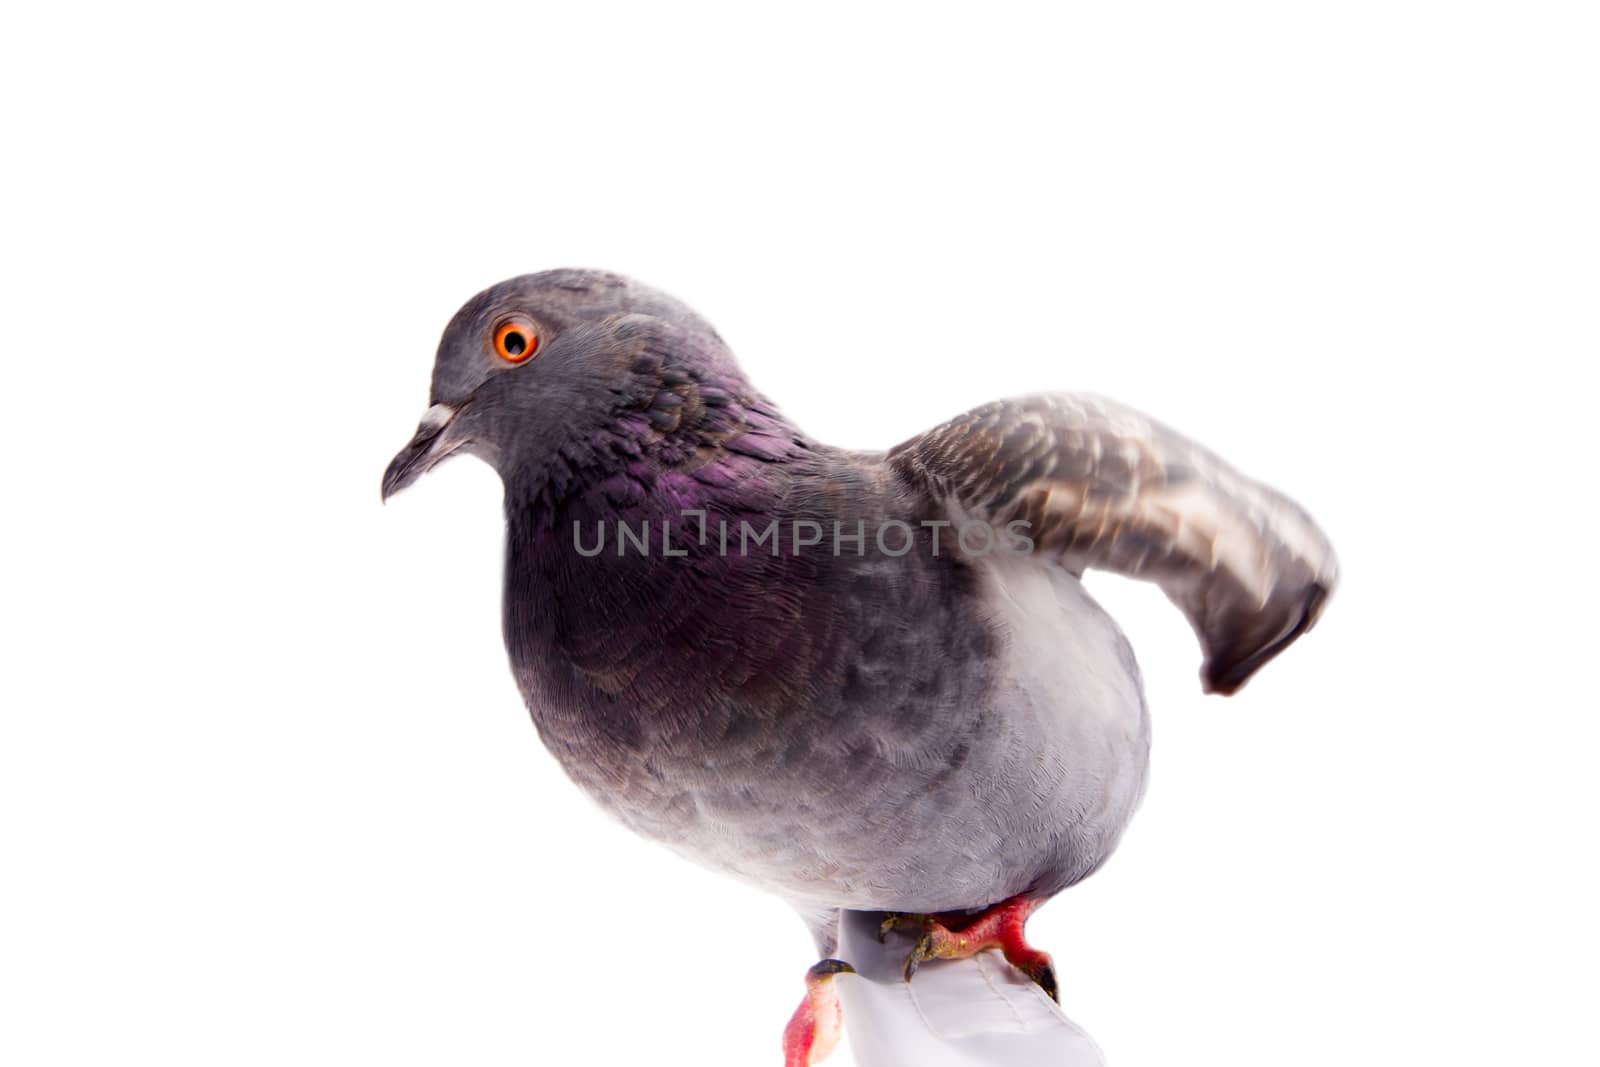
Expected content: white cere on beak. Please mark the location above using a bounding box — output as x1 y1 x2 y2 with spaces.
419 403 456 430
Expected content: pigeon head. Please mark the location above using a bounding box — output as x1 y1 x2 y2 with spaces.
382 269 740 502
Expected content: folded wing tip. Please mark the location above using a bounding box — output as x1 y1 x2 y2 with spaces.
1201 579 1333 696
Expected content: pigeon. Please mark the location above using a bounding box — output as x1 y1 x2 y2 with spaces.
383 269 1337 1066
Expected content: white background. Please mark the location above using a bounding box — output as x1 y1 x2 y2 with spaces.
3 3 1596 1065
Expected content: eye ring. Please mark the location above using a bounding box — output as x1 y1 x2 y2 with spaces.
493 319 539 363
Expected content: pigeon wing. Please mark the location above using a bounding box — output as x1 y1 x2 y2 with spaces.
887 393 1338 694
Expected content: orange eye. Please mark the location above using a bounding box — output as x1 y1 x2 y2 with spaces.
494 320 539 363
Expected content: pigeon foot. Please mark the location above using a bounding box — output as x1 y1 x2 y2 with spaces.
887 895 1058 1002
781 958 854 1067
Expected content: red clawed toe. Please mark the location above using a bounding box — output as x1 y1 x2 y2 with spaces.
901 895 1058 1001
781 959 853 1067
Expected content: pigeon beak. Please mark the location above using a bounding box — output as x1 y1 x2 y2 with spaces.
382 403 464 502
